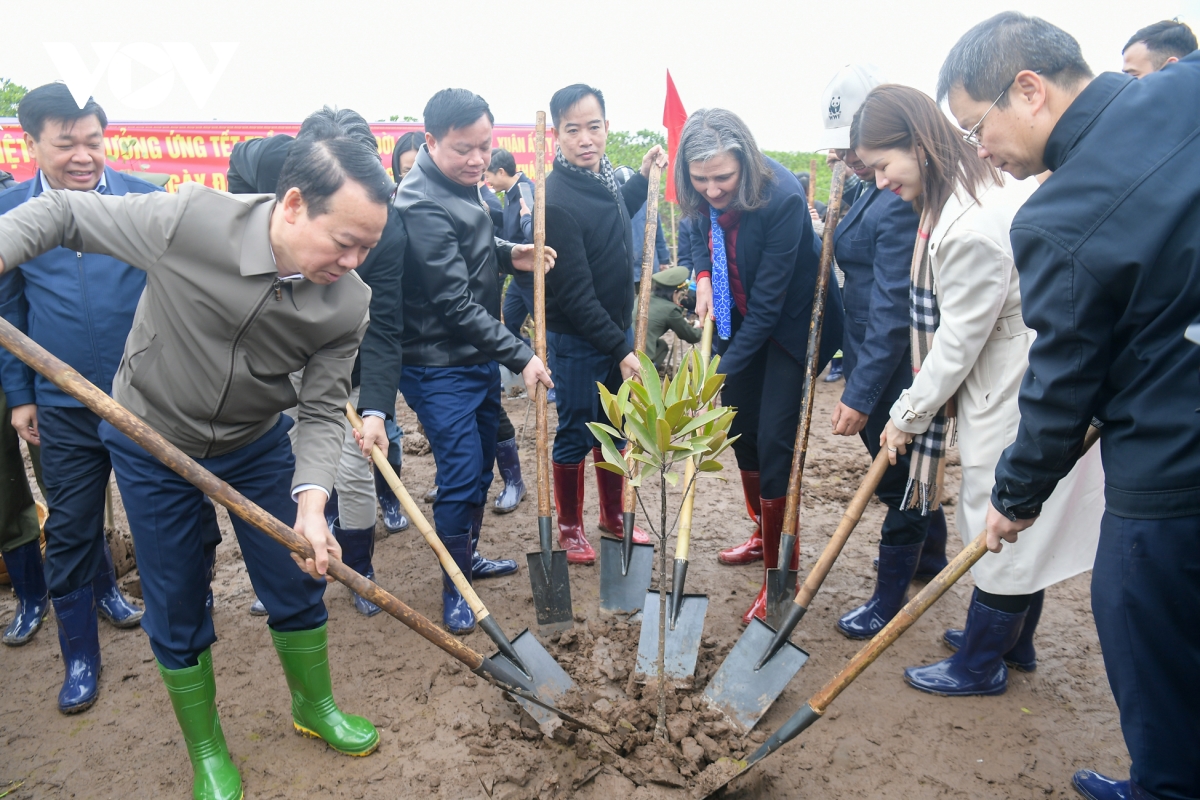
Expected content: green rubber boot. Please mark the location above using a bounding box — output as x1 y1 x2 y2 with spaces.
157 650 243 800
271 624 379 756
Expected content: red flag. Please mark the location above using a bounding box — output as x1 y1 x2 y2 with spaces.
663 70 688 203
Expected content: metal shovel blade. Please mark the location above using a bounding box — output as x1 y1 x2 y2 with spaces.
526 517 573 633
702 618 809 733
635 590 709 681
598 535 655 614
764 566 799 630
492 628 576 730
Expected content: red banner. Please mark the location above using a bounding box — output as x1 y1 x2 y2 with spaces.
0 121 556 192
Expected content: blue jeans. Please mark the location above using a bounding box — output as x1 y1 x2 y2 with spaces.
100 415 327 669
1092 511 1200 799
36 407 112 596
548 329 632 465
400 363 500 541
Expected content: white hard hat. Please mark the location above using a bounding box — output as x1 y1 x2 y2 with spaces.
818 64 888 150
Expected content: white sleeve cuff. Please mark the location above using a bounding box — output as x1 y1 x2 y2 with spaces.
361 409 386 419
291 484 330 502
889 389 935 436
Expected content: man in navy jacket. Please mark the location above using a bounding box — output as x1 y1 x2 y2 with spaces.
828 133 948 642
943 13 1200 799
0 84 149 712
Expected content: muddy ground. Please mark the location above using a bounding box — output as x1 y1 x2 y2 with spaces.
0 373 1126 799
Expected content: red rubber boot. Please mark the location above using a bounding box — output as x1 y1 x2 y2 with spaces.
719 471 763 565
553 460 595 564
741 496 797 625
592 447 650 544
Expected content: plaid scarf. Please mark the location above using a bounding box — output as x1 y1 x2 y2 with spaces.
902 210 956 515
554 146 621 203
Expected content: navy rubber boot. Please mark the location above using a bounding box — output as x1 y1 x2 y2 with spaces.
440 533 475 635
837 541 923 639
423 485 438 504
2 539 50 646
915 508 949 580
249 597 267 616
1071 770 1150 800
823 356 843 382
334 522 381 617
904 596 1026 696
944 589 1043 672
492 438 526 514
93 538 144 628
374 468 409 534
470 505 517 579
52 585 102 713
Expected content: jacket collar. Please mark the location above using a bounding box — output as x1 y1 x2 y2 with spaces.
239 195 282 277
553 160 618 202
31 165 121 200
1043 73 1131 171
929 180 994 247
834 183 878 244
414 145 485 203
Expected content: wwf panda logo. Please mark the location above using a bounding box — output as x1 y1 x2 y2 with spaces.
829 95 842 120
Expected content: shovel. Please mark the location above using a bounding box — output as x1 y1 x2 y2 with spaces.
346 405 575 730
635 318 714 680
525 111 574 634
0 316 600 733
598 161 662 614
702 425 1103 797
764 162 850 630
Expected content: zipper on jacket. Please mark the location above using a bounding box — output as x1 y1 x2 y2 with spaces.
205 281 277 454
273 278 283 301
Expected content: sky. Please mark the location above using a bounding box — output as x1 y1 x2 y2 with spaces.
3 0 1197 151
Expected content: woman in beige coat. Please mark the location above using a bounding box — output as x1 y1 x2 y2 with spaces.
852 85 1104 696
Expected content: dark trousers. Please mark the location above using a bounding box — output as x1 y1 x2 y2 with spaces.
37 406 116 596
1092 511 1200 799
0 388 40 553
721 340 807 499
858 368 940 547
503 278 534 343
100 416 327 670
401 363 500 540
548 329 632 465
497 402 515 442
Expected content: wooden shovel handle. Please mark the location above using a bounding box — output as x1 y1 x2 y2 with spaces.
807 158 818 206
345 406 488 621
793 448 890 608
782 163 848 538
0 316 485 671
533 112 551 518
622 162 664 515
808 425 1102 714
675 317 715 562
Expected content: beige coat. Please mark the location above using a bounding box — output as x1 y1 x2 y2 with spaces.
0 184 370 494
890 177 1104 594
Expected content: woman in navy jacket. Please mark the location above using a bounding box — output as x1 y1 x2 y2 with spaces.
681 108 842 623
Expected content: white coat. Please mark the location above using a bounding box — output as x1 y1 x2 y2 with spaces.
890 177 1104 595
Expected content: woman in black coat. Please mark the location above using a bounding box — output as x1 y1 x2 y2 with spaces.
680 108 843 624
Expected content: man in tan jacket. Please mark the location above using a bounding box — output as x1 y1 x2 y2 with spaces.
0 132 390 800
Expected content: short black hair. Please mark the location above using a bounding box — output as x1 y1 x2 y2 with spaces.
550 84 606 127
423 89 493 141
275 136 392 216
1124 19 1198 62
488 148 517 176
17 82 108 141
298 106 377 152
938 12 1093 105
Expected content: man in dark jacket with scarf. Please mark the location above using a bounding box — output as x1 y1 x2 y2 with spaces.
0 84 149 711
942 13 1200 800
542 83 666 563
226 107 408 618
395 88 553 633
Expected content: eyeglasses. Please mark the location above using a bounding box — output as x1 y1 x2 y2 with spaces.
962 70 1040 148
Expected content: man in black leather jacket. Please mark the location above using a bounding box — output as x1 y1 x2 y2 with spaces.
227 108 408 618
394 88 553 635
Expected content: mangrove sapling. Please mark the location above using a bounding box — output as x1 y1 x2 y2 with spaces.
588 348 737 737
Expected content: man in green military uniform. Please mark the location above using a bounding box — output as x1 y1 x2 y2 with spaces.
645 266 702 374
